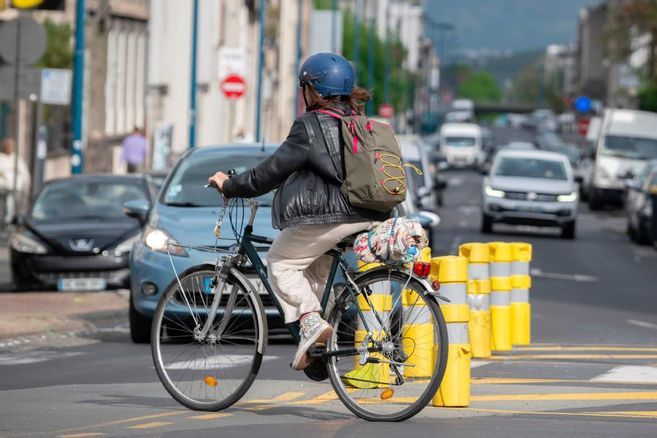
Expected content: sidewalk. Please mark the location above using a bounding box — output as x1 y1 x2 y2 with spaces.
0 290 128 339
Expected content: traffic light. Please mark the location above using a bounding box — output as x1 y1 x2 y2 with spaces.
11 0 65 10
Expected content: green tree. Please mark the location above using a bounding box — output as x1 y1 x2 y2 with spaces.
458 71 502 102
37 18 73 69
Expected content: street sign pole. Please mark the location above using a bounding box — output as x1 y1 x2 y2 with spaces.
188 0 199 149
255 0 265 142
353 0 360 78
11 13 23 213
294 0 302 118
71 0 85 174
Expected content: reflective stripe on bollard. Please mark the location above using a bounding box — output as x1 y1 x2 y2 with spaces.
488 242 513 352
459 243 492 359
432 255 471 408
511 242 532 346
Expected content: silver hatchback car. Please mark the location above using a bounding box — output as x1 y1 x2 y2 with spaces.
482 149 579 239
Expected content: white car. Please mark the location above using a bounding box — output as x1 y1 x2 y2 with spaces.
482 150 579 239
439 123 482 168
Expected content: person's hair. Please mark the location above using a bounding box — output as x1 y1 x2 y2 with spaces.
2 138 14 155
303 84 372 113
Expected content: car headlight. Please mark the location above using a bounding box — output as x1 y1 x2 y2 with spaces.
10 233 47 254
143 227 188 257
115 234 141 254
557 192 578 202
485 185 505 198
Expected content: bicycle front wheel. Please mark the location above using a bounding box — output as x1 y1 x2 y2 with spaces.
326 268 448 421
151 266 266 411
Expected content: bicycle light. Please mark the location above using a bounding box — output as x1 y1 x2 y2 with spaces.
413 261 431 278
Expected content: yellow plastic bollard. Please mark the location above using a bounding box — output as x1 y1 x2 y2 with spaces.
402 247 435 378
431 255 471 408
487 242 512 352
459 243 492 359
344 262 391 389
510 243 532 346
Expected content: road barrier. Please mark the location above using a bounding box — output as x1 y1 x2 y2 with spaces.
511 243 532 346
402 248 435 378
432 255 471 407
488 242 513 352
345 262 391 389
459 243 492 358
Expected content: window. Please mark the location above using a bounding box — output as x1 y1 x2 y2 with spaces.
444 136 475 147
602 135 657 160
494 157 568 180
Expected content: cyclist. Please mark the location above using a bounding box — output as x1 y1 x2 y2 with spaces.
209 53 389 370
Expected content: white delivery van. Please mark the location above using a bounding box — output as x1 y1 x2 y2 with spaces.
439 123 482 168
587 109 657 209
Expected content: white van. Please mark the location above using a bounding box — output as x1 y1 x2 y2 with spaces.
587 109 657 209
439 123 482 168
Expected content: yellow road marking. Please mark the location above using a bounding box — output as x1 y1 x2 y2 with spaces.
128 421 173 430
52 411 186 435
595 411 657 418
461 407 657 420
292 390 339 405
513 346 657 353
472 378 570 385
472 391 657 402
189 413 232 420
273 391 306 402
488 354 657 361
57 433 105 438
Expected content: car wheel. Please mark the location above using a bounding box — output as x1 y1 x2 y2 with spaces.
628 220 638 242
636 220 650 245
481 214 493 234
130 294 152 344
10 262 35 292
561 220 576 239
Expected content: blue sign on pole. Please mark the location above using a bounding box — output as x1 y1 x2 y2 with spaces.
575 96 592 113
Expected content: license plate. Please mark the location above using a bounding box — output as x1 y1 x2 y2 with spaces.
517 205 544 213
57 278 107 292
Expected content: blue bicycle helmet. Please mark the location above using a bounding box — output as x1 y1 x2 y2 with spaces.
298 53 355 97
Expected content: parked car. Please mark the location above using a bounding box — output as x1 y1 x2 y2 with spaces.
399 135 444 210
481 150 579 239
585 109 657 210
400 172 440 248
125 144 281 343
439 123 482 168
9 175 151 291
626 160 657 244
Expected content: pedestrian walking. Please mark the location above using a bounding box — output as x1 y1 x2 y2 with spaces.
0 138 31 226
121 127 148 173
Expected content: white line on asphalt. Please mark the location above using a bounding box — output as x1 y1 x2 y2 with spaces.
627 319 657 330
0 351 83 366
457 205 480 215
530 268 599 282
591 365 657 384
448 177 463 187
471 360 491 369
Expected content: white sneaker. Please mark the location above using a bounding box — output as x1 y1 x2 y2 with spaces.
291 312 333 370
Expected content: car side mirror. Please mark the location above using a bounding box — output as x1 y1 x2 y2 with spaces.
574 175 584 184
10 214 24 227
123 199 151 225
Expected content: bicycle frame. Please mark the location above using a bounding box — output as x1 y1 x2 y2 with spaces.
204 199 381 345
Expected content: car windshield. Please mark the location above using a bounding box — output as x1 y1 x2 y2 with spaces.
31 180 148 221
602 135 657 160
162 153 274 207
495 157 568 180
444 136 475 147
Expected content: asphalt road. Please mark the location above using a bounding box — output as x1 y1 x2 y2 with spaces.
1 128 657 437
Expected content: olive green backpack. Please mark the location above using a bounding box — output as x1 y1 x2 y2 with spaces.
305 109 410 213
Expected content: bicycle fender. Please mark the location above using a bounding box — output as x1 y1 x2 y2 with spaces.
229 268 268 355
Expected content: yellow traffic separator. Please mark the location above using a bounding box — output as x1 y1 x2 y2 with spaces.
431 255 471 408
510 243 532 346
488 242 512 352
402 247 435 378
345 262 392 389
459 243 492 359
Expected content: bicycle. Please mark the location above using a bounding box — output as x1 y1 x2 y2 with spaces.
151 179 449 422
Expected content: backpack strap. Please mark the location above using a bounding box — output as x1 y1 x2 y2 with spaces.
301 113 344 184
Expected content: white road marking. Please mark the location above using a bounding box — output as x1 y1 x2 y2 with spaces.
627 319 657 330
530 268 599 282
165 355 278 370
471 360 491 369
448 177 463 187
0 351 83 366
591 365 657 384
457 205 480 215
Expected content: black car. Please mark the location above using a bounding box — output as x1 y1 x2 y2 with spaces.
626 161 657 244
9 175 152 291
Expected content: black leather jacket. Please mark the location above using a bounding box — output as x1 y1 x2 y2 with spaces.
221 106 388 229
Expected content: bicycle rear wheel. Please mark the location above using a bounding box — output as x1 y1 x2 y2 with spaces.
151 265 266 411
326 268 448 421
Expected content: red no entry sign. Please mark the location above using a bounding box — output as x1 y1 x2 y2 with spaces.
221 74 246 99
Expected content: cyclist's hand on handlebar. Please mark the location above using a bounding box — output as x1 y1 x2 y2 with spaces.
208 171 229 192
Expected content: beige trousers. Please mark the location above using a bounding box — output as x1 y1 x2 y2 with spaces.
267 221 375 323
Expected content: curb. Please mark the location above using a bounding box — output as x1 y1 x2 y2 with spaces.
0 306 128 341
